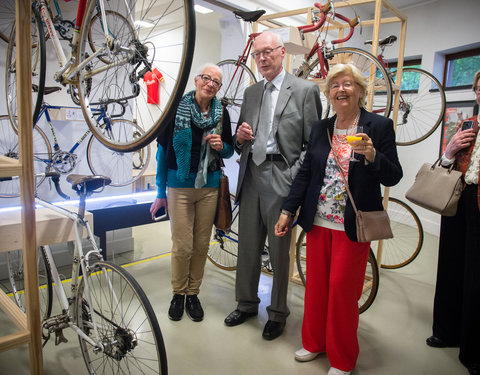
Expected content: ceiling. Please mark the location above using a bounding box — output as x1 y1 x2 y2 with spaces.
195 0 440 30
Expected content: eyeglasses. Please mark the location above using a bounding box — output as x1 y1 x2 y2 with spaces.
330 81 355 90
474 86 480 93
197 74 222 89
251 45 282 59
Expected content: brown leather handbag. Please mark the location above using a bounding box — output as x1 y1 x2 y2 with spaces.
214 170 232 231
328 130 393 243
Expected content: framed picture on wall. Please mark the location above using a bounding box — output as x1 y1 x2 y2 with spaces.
439 100 478 156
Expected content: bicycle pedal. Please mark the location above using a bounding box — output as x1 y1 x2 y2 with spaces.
54 329 68 345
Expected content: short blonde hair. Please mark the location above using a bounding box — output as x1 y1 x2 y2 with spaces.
472 70 480 91
322 63 367 108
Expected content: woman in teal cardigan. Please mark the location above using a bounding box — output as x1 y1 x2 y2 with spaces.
150 64 233 322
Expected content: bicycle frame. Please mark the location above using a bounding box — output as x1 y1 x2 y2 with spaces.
35 197 106 349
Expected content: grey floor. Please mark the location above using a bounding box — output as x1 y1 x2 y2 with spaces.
0 221 468 374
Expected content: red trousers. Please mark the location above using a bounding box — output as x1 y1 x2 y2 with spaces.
302 225 370 371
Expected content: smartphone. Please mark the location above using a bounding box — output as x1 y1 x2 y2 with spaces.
461 120 474 131
154 206 168 221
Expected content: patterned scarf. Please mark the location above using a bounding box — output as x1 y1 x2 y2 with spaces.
173 90 223 182
455 116 480 210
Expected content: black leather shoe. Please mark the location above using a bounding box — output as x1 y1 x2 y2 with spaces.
426 335 449 348
186 295 204 322
224 309 257 327
168 294 185 321
262 320 285 340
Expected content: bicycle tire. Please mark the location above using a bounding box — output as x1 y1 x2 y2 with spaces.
393 67 446 146
6 246 53 322
371 197 424 269
296 47 393 119
5 3 46 130
0 115 52 198
295 231 379 314
76 260 167 374
208 195 239 270
86 119 151 187
216 59 257 129
76 0 195 152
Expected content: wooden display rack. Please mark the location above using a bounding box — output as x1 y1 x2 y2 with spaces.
0 1 44 373
252 0 407 281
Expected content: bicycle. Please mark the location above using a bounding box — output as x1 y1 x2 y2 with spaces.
217 1 392 127
207 194 379 314
5 0 195 152
365 35 446 146
3 173 167 373
0 106 151 198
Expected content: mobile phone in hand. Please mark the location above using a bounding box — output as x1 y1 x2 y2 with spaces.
154 206 168 221
461 120 474 131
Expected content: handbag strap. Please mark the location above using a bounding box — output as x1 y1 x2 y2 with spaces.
327 129 359 215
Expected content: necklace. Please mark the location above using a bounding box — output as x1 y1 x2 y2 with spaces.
333 110 361 143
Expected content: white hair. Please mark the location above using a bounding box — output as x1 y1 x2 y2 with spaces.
196 63 222 81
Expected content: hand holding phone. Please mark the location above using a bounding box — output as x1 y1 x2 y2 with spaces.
154 206 168 221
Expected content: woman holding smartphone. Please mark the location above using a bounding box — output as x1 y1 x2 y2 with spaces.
427 70 480 375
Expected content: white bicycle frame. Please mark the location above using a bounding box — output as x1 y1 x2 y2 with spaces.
35 197 120 350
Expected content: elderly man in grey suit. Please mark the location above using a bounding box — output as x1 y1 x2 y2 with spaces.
224 31 322 340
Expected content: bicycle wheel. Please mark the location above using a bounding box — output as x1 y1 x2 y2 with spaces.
76 261 167 374
359 249 379 314
296 47 393 118
208 196 239 270
6 246 53 322
5 4 46 130
295 231 379 314
393 68 446 146
76 0 195 152
371 197 424 269
0 0 14 43
0 115 51 198
86 119 151 187
216 59 257 129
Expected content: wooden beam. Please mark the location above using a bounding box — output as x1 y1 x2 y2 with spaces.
0 290 27 330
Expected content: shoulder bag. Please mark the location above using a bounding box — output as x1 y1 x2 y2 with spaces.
328 130 393 243
405 157 462 216
214 169 232 231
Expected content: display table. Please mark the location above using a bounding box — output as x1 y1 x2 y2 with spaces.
85 192 168 258
0 206 93 252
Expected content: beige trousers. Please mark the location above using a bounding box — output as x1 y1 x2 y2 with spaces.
167 187 218 295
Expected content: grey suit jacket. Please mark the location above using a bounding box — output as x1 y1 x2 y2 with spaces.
234 72 322 201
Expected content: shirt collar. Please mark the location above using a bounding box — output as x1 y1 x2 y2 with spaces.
264 68 285 91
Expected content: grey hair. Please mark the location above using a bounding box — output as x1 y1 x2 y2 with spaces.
195 63 223 81
253 31 284 48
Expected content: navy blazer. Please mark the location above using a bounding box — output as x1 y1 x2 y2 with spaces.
282 108 403 242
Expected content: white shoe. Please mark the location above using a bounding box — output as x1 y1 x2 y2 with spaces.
327 367 351 375
294 347 320 362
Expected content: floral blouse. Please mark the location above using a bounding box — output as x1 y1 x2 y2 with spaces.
315 129 352 226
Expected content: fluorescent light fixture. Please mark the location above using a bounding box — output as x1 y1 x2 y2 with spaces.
194 5 213 14
134 20 155 28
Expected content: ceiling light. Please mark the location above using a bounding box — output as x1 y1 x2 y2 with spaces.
194 5 213 14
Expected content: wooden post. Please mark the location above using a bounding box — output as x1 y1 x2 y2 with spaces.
16 0 43 373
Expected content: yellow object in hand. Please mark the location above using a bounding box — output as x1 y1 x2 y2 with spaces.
346 136 362 143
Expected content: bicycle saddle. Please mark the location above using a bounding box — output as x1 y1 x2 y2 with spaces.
364 35 397 46
67 174 112 194
234 9 266 23
32 84 62 95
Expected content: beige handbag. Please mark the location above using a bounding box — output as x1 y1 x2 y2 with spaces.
405 157 463 216
328 130 393 243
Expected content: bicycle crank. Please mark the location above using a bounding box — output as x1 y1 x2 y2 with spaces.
52 151 78 173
